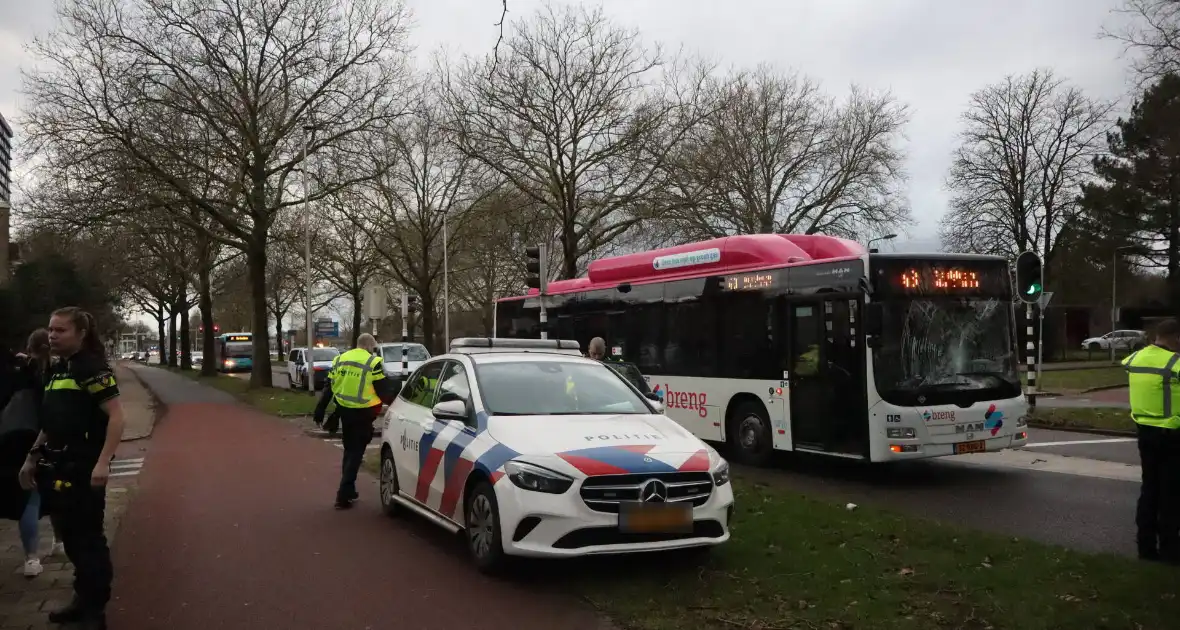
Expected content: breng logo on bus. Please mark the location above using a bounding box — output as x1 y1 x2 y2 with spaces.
921 410 955 422
653 384 708 418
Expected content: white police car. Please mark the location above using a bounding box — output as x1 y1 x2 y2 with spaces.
378 338 734 572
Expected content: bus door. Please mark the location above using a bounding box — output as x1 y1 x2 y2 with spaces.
787 295 868 457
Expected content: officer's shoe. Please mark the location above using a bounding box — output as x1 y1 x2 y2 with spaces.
334 498 354 510
74 612 107 630
47 596 88 623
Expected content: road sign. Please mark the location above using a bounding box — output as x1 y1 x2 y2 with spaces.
365 284 388 319
314 320 339 337
1038 291 1054 308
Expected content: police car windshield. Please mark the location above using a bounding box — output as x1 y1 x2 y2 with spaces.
475 360 652 416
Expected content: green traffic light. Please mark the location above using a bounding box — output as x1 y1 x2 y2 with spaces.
1026 283 1041 295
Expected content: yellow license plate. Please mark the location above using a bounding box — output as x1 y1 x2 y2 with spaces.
954 440 986 455
618 503 692 534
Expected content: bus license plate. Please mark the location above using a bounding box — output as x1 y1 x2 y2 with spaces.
954 440 986 455
618 502 692 534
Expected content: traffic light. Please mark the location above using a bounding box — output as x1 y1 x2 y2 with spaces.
1015 251 1043 303
525 244 547 293
406 294 420 314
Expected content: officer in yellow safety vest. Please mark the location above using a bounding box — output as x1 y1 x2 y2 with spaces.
1122 318 1180 564
313 334 397 509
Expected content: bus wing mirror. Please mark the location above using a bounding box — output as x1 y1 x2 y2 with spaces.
864 303 883 337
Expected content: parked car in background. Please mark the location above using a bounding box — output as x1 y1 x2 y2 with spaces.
287 346 342 390
1081 330 1147 352
376 342 431 388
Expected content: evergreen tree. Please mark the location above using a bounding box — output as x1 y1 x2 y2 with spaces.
1080 73 1180 307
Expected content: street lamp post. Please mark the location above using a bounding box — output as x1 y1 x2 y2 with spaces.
868 233 898 253
302 124 316 393
1111 245 1135 363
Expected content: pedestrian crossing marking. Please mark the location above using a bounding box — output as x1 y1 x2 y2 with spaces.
322 438 380 450
110 457 144 478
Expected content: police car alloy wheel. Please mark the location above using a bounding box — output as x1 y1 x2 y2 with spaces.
379 448 400 517
465 481 506 572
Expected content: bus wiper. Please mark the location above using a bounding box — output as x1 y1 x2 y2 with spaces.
955 371 1012 384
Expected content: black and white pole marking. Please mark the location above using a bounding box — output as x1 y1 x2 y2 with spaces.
400 291 409 380
1026 302 1036 409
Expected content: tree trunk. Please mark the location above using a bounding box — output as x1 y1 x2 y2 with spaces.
1169 202 1180 310
246 238 274 387
420 290 437 353
180 304 192 370
198 267 217 377
154 311 166 367
167 307 178 368
351 290 363 347
275 319 284 361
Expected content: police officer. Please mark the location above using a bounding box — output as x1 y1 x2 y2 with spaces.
588 337 607 361
1122 318 1180 564
19 307 124 629
313 334 396 509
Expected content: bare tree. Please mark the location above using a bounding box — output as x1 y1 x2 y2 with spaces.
1103 0 1180 83
661 65 910 243
21 0 413 386
348 81 494 351
441 3 710 278
939 69 1112 285
312 204 382 346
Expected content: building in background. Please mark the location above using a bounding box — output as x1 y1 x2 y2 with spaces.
0 111 12 285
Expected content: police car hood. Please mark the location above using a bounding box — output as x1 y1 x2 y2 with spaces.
486 413 714 473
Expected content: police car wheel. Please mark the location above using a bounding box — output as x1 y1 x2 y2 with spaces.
379 447 401 517
465 481 506 573
728 401 773 467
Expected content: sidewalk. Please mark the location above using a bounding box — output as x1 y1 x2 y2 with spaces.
0 363 155 630
109 365 609 630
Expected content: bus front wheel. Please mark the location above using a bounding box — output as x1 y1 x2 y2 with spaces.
728 401 773 467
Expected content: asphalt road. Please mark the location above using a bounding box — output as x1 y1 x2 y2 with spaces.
1021 427 1139 465
114 365 613 630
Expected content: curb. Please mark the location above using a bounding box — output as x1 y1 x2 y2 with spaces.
1027 421 1136 438
119 363 160 442
1080 384 1127 393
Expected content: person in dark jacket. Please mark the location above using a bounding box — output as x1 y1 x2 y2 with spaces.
20 308 125 629
0 330 63 577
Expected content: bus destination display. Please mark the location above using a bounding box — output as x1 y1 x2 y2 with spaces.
724 273 775 291
227 335 250 342
898 267 980 291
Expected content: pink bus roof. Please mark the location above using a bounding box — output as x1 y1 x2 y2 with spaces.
506 233 866 299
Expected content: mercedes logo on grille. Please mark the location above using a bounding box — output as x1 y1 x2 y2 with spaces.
639 479 668 503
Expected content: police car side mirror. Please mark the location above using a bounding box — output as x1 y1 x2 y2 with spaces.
432 399 468 422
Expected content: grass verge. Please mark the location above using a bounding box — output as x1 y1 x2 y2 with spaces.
1022 366 1125 392
1029 407 1135 434
574 477 1178 630
166 367 319 416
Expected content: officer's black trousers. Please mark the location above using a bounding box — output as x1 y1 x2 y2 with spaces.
59 484 113 608
338 407 377 502
1137 424 1180 561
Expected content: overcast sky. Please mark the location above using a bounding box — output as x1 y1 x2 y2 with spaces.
0 0 1137 255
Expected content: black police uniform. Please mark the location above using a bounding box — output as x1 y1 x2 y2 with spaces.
37 352 117 624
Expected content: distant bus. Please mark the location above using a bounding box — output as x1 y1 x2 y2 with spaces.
495 233 1028 466
215 332 254 372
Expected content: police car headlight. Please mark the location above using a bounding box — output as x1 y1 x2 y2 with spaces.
504 461 573 494
712 460 731 486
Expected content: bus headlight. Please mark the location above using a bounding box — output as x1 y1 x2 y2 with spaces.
887 427 916 439
1016 415 1028 427
224 359 235 367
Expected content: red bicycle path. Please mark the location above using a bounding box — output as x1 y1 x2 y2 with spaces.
108 366 616 630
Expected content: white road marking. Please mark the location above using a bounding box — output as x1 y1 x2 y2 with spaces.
109 457 145 478
1024 438 1137 448
942 449 1141 482
322 439 379 450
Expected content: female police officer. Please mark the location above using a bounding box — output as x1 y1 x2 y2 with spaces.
19 307 125 629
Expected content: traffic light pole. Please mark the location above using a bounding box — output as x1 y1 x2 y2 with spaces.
1026 302 1037 409
400 291 409 379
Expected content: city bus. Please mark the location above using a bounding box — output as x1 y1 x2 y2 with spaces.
494 233 1028 465
214 332 254 373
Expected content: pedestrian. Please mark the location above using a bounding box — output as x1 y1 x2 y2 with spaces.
19 307 125 629
2 330 68 577
1122 317 1180 565
313 333 396 509
587 337 607 361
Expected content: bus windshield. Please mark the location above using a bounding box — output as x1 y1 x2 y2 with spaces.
872 297 1020 406
224 342 253 358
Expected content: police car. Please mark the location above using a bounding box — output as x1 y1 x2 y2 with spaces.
378 338 734 572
